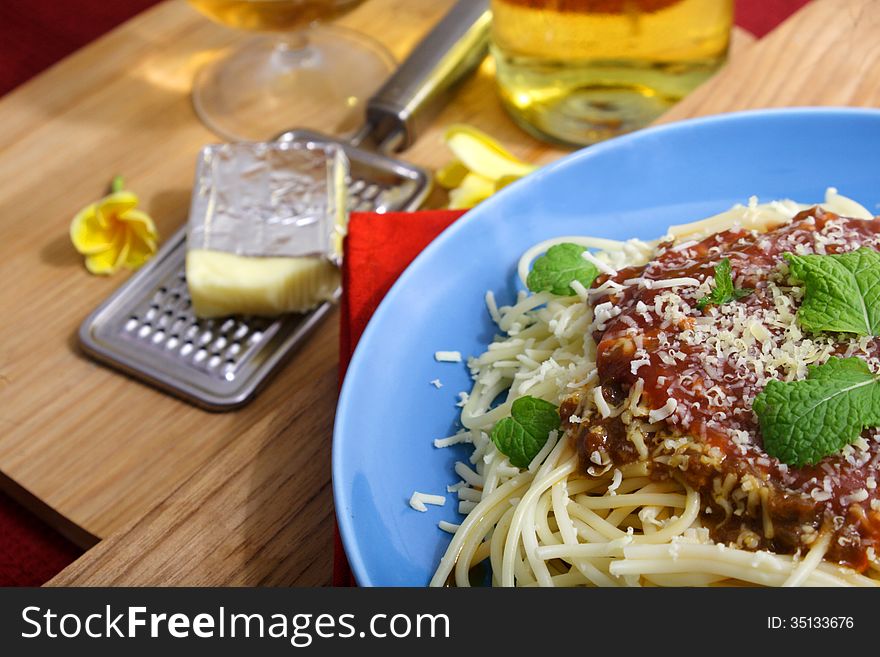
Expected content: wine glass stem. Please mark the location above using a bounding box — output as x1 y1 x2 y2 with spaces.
273 30 312 67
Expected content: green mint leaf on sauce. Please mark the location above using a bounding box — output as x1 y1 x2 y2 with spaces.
491 396 561 468
526 243 599 296
696 257 753 310
752 357 880 467
785 247 880 336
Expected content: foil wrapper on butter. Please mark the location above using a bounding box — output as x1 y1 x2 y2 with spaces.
185 141 348 318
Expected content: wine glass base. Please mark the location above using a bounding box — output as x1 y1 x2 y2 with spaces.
192 24 396 142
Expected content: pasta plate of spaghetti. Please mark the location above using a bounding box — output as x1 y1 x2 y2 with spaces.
333 108 880 586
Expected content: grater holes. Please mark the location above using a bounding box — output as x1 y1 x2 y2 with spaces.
348 179 366 196
119 264 290 378
361 184 380 201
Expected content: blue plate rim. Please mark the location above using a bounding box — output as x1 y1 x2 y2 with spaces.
332 106 880 587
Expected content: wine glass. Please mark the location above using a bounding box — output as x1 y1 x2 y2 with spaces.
188 0 395 141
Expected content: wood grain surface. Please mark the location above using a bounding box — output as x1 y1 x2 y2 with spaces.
10 0 872 586
0 0 456 548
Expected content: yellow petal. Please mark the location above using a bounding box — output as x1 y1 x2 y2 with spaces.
119 208 158 240
435 160 469 189
122 226 157 270
95 191 139 228
448 173 495 210
84 231 129 275
444 124 537 181
70 204 114 255
494 174 521 193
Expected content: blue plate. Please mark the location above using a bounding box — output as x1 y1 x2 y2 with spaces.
333 108 880 586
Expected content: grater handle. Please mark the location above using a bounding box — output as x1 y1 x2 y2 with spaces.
360 0 491 153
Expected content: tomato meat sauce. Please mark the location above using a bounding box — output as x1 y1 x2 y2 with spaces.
568 209 880 569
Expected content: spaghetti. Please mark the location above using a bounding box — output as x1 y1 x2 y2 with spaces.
429 189 880 587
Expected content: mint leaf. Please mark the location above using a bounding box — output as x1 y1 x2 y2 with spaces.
696 258 753 310
491 396 560 468
785 247 880 336
752 357 880 466
526 243 599 296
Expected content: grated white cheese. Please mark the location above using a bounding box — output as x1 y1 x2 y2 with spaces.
810 488 832 502
607 468 623 495
582 250 618 276
842 489 869 505
430 379 443 388
438 521 460 534
593 386 612 418
569 279 590 302
409 491 446 512
434 432 471 449
457 487 483 502
454 461 484 487
434 350 462 362
650 277 702 289
648 398 678 423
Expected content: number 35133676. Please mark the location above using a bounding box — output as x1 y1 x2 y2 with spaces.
768 617 854 630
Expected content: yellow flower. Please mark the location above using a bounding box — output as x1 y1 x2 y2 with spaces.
70 176 159 275
437 124 538 209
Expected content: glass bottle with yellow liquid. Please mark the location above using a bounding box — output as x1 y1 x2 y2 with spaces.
492 0 733 146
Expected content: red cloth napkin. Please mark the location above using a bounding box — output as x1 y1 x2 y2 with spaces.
335 210 465 585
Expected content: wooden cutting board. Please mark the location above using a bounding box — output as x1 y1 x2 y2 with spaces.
0 0 459 547
0 0 873 586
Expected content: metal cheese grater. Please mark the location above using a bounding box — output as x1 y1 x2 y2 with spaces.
79 1 491 410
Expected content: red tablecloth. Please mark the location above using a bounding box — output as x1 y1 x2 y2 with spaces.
0 0 812 97
0 494 82 586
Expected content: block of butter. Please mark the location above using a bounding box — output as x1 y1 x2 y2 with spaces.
185 141 348 318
